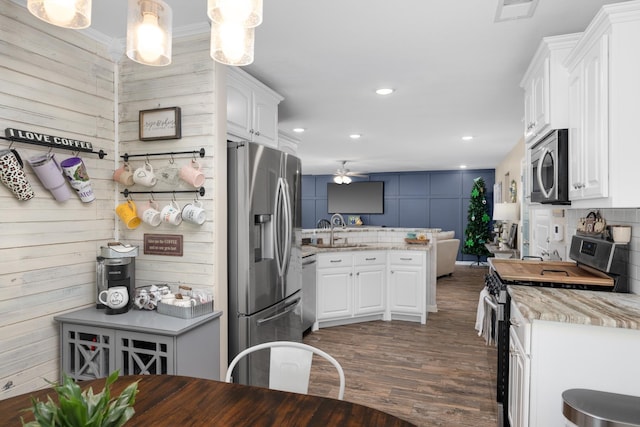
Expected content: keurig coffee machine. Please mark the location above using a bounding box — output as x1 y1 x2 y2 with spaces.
96 243 138 314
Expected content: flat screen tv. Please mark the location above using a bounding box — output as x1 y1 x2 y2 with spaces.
327 181 384 214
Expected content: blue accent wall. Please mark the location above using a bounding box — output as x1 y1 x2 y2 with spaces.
302 169 495 262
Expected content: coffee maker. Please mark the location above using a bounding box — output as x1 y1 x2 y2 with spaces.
96 244 138 314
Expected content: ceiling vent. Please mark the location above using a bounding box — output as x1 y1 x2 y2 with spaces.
495 0 539 22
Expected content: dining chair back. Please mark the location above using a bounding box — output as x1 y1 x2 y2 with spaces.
225 341 345 400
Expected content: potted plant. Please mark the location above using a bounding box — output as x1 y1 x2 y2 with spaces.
22 370 138 427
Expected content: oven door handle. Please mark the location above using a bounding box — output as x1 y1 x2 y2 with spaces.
484 295 504 321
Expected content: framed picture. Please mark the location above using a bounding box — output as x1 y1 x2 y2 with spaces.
139 107 182 141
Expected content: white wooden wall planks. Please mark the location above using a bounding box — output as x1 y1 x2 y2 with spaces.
0 2 222 399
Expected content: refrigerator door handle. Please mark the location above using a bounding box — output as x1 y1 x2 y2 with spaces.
281 178 292 275
274 177 285 277
256 297 301 325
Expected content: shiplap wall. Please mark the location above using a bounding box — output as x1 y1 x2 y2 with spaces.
117 34 218 289
0 2 226 399
0 2 115 398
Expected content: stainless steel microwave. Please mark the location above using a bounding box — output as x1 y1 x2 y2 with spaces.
530 129 570 204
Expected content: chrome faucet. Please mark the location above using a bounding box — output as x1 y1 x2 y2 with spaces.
330 213 345 246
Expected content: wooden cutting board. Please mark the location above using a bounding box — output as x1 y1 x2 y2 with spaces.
490 259 614 287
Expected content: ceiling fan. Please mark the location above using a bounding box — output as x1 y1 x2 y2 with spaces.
333 161 368 184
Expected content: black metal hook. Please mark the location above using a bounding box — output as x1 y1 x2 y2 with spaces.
121 187 205 198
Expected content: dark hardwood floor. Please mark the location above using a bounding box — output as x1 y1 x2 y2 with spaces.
304 264 497 427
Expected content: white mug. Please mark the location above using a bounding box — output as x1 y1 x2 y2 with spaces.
182 200 206 225
133 161 157 187
161 200 182 225
98 286 129 309
139 199 162 227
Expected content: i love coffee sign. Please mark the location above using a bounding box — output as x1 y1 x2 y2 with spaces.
5 128 94 153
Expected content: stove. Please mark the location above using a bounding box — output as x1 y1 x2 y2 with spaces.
484 234 629 427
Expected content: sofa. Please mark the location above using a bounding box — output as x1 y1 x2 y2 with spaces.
435 230 461 278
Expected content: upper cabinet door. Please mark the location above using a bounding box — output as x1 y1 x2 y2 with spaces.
226 68 283 148
227 80 253 139
520 34 580 145
252 90 279 148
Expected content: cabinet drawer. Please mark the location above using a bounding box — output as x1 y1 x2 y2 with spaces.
354 251 386 265
510 301 531 355
389 252 424 266
317 253 353 268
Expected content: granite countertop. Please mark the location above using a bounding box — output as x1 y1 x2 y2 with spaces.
508 286 640 330
302 242 431 256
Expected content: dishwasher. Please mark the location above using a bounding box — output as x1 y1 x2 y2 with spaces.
301 253 316 333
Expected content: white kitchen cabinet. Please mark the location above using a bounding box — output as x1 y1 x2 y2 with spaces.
387 251 427 324
353 252 386 316
509 298 640 426
227 67 283 148
520 34 581 145
567 35 609 201
508 302 531 427
316 252 387 325
316 253 353 321
565 2 640 207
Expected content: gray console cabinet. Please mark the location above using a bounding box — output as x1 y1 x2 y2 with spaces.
55 308 222 381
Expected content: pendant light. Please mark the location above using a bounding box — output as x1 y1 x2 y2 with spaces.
207 0 263 28
126 0 172 66
27 0 91 29
210 21 254 66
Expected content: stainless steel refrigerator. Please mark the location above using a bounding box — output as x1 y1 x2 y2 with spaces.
227 141 303 387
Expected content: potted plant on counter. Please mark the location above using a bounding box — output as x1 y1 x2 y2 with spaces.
21 370 138 427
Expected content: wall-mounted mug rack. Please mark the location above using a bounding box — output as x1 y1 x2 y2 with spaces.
120 148 205 162
0 134 108 159
121 187 205 198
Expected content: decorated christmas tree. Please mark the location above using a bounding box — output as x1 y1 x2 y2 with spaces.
462 177 492 265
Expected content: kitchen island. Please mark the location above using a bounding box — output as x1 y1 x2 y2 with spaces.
507 286 640 426
302 226 439 315
303 231 435 329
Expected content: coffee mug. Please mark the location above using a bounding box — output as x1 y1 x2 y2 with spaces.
138 199 162 227
179 160 205 188
60 156 95 203
133 161 157 187
98 286 129 310
182 200 206 225
0 149 35 201
113 163 134 186
161 200 182 225
134 289 150 309
27 153 71 202
116 200 141 229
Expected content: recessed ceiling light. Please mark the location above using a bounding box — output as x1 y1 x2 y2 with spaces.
459 164 468 169
462 135 473 141
349 134 362 140
293 128 305 133
375 88 394 95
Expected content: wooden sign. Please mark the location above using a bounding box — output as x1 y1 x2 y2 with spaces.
5 128 94 152
144 234 183 257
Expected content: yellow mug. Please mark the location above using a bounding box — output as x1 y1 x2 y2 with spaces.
116 200 141 229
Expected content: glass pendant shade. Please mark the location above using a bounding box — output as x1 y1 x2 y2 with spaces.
27 0 91 29
207 0 263 28
210 21 254 66
126 0 172 66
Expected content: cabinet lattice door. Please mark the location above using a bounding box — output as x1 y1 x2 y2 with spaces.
118 331 174 375
62 324 114 381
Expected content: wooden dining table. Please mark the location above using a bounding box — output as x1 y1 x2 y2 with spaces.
0 374 416 426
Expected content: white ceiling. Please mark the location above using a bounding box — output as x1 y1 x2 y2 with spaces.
13 0 627 174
